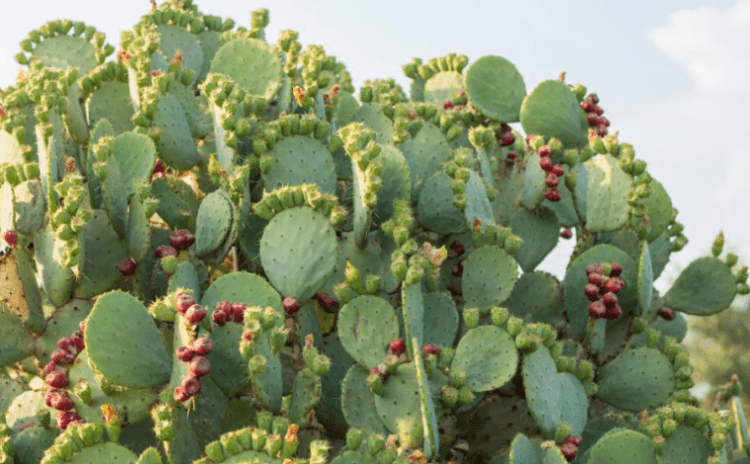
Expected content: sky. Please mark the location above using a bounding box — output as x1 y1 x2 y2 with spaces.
1 1 749 297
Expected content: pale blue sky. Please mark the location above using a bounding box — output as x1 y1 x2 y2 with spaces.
2 1 749 296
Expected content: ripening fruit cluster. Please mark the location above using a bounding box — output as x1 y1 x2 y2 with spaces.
584 263 624 319
211 299 246 326
538 145 565 202
581 93 610 137
173 337 213 402
44 321 86 429
561 435 583 461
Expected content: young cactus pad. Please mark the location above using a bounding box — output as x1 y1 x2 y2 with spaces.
0 2 746 463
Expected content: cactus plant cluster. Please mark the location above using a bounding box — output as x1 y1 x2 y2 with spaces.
1 1 750 463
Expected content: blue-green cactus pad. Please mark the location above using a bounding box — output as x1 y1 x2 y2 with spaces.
210 38 282 100
340 364 387 435
585 154 632 232
642 179 673 242
463 170 495 231
196 30 223 83
563 244 637 340
350 102 394 145
586 428 657 464
424 71 465 105
451 325 517 392
62 442 138 464
408 122 452 199
14 425 57 464
461 245 518 312
259 206 338 302
113 132 156 190
127 195 151 263
596 347 675 411
660 425 713 463
150 176 199 230
264 135 337 194
520 80 587 148
510 206 560 272
34 299 91 365
195 189 233 258
6 390 56 433
86 81 134 135
30 35 98 74
597 229 641 265
372 144 410 226
465 55 526 122
507 433 544 464
84 290 171 388
329 451 378 464
638 241 654 316
0 303 34 366
167 260 201 299
170 81 212 138
74 210 130 299
422 292 459 347
151 93 201 171
505 272 565 323
0 377 25 413
467 397 541 458
418 171 466 235
664 256 736 315
187 375 227 448
521 152 546 210
14 180 45 235
543 174 579 227
373 362 447 448
251 334 283 414
2 247 43 332
150 25 204 86
315 333 354 437
102 157 129 238
338 295 399 368
287 368 321 425
649 231 672 280
33 224 75 307
630 311 688 347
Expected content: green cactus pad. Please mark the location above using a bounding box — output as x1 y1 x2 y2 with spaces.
506 433 544 464
638 241 654 316
210 38 282 100
34 299 91 365
259 206 338 302
168 261 201 300
510 206 560 272
102 157 130 238
33 224 75 307
264 135 337 194
163 406 202 464
6 390 56 433
196 30 223 83
597 229 641 264
287 368 321 425
649 231 672 280
660 425 713 463
151 93 201 171
74 210 130 299
371 144 410 226
30 35 98 74
84 290 171 388
418 171 467 235
150 176 198 230
584 154 632 232
664 256 736 315
424 71 465 105
340 364 387 435
86 81 135 135
0 377 25 413
422 292 459 347
543 174 579 227
408 122 452 199
505 271 565 323
492 161 525 227
252 335 283 414
14 425 57 464
463 170 495 231
151 25 204 86
4 247 44 332
329 451 379 464
127 195 151 263
14 180 45 236
451 325 517 392
373 362 447 448
461 245 518 312
520 80 587 148
113 132 156 190
0 303 34 366
202 271 282 315
170 82 212 139
521 152 547 209
316 332 354 437
338 295 399 368
467 398 541 458
195 189 233 258
563 244 637 340
630 311 687 347
586 428 657 464
350 103 394 145
59 442 138 464
188 375 228 449
641 179 673 242
465 55 526 122
596 347 675 411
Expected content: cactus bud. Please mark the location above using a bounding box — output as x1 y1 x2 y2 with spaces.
712 232 725 257
346 428 363 451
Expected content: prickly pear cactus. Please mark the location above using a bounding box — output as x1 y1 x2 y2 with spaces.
0 2 748 463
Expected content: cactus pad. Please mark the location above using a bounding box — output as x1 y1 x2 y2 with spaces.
585 154 633 232
510 206 559 272
664 256 736 315
461 245 518 312
451 325 517 392
596 347 675 411
586 428 657 464
465 55 526 122
520 80 587 148
209 38 282 100
340 364 387 435
338 295 399 368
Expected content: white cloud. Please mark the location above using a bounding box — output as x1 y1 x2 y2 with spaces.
649 1 750 94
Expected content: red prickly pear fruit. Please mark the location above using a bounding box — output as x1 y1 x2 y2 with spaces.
610 262 623 277
450 241 465 257
70 333 85 352
192 337 214 356
603 303 622 320
422 344 439 355
44 362 61 376
185 304 207 324
212 309 228 326
51 349 75 365
182 374 202 396
586 264 605 276
602 277 623 294
242 330 254 343
176 346 195 362
600 117 610 127
584 284 601 301
565 436 583 446
581 100 595 112
452 260 464 277
315 292 339 314
216 300 232 314
545 173 559 188
659 307 676 321
602 292 618 308
118 258 137 277
588 273 605 287
283 296 300 315
593 105 604 116
560 228 572 239
596 125 607 137
58 411 81 430
173 385 190 402
57 338 74 353
506 150 519 160
3 230 17 246
170 230 195 250
151 159 165 179
551 164 565 176
370 366 388 382
587 93 600 104
544 188 561 202
50 393 74 411
389 338 406 356
588 300 606 318
500 123 512 133
231 302 246 322
46 371 69 388
499 132 515 146
538 145 553 158
443 100 453 109
45 390 60 407
174 292 195 314
539 157 554 172
587 113 600 126
188 356 211 377
560 442 577 462
154 245 178 259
